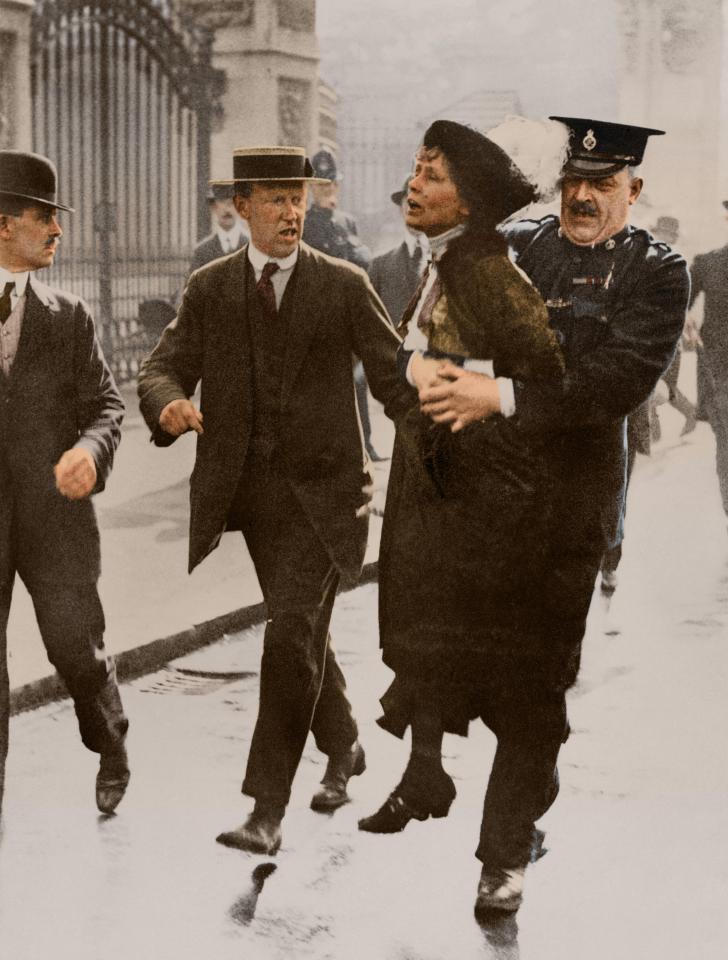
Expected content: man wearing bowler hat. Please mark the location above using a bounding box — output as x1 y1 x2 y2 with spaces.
138 146 412 855
0 151 129 816
189 183 249 274
419 119 689 913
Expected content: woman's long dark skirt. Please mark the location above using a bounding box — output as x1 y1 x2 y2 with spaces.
377 412 597 739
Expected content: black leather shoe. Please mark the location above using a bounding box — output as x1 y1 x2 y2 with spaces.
95 743 130 815
216 803 284 855
474 866 525 916
358 777 455 834
310 741 366 812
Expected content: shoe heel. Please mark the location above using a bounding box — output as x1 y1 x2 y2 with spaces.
429 797 454 819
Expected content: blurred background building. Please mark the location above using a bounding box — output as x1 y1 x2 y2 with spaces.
0 0 726 377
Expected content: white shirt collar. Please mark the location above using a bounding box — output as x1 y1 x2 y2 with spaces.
428 222 467 262
247 240 299 274
215 221 247 251
0 266 30 298
403 230 428 257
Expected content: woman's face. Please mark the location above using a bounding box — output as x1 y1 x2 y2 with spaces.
405 147 470 238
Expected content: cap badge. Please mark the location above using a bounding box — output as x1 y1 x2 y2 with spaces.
583 129 597 152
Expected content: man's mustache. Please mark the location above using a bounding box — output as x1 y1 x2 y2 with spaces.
568 201 598 217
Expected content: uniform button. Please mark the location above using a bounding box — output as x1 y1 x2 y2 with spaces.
605 238 616 250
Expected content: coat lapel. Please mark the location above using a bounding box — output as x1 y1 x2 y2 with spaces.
216 248 252 408
9 279 59 387
281 243 328 406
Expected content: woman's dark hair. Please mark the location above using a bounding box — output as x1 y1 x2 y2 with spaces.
421 119 536 275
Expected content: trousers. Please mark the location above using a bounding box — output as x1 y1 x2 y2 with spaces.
236 470 358 806
476 688 568 869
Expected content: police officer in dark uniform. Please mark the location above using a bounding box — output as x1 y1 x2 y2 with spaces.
419 118 689 914
303 150 385 460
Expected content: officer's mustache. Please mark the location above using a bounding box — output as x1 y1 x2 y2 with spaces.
568 201 598 217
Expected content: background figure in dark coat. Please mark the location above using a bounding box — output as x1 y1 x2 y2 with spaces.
687 203 728 519
0 151 129 816
189 184 249 274
368 178 428 324
601 214 694 596
302 150 384 460
137 146 412 858
419 118 689 914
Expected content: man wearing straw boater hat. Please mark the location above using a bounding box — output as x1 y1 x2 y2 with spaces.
138 145 412 855
0 151 129 816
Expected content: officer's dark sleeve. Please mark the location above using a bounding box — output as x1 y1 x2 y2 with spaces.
514 251 690 434
72 300 125 492
347 270 416 420
137 271 205 446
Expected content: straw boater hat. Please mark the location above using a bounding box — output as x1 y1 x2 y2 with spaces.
0 150 74 212
211 146 329 186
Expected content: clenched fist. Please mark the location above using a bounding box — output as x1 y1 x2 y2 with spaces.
159 398 204 437
54 448 97 500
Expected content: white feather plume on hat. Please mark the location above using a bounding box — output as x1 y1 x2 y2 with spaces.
485 116 570 202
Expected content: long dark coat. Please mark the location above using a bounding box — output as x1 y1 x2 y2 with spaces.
137 242 412 584
378 249 565 736
0 280 123 583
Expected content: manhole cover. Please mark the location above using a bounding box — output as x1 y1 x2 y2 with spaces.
134 667 254 696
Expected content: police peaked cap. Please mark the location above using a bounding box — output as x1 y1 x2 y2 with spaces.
551 117 664 179
423 120 537 224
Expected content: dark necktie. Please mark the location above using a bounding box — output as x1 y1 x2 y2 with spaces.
0 282 15 325
412 242 424 275
256 262 279 321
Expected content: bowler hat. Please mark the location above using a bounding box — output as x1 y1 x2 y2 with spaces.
0 150 74 212
206 183 235 202
423 120 537 225
211 146 328 186
650 215 679 243
550 117 664 179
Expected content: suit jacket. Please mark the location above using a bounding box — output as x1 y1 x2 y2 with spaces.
368 241 423 326
137 242 413 581
0 280 124 582
190 231 248 274
689 244 728 364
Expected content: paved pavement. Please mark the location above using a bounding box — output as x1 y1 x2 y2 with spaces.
7 382 394 706
1 358 727 959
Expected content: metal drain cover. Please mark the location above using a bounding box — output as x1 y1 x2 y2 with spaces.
134 666 255 696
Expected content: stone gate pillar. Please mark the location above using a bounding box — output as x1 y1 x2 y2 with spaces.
185 0 320 181
617 0 724 252
0 0 34 150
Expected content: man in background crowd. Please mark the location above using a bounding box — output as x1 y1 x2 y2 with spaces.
189 184 249 274
687 200 728 523
368 177 428 326
303 149 383 460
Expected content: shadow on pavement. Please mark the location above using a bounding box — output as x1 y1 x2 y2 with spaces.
228 861 278 926
476 912 520 959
